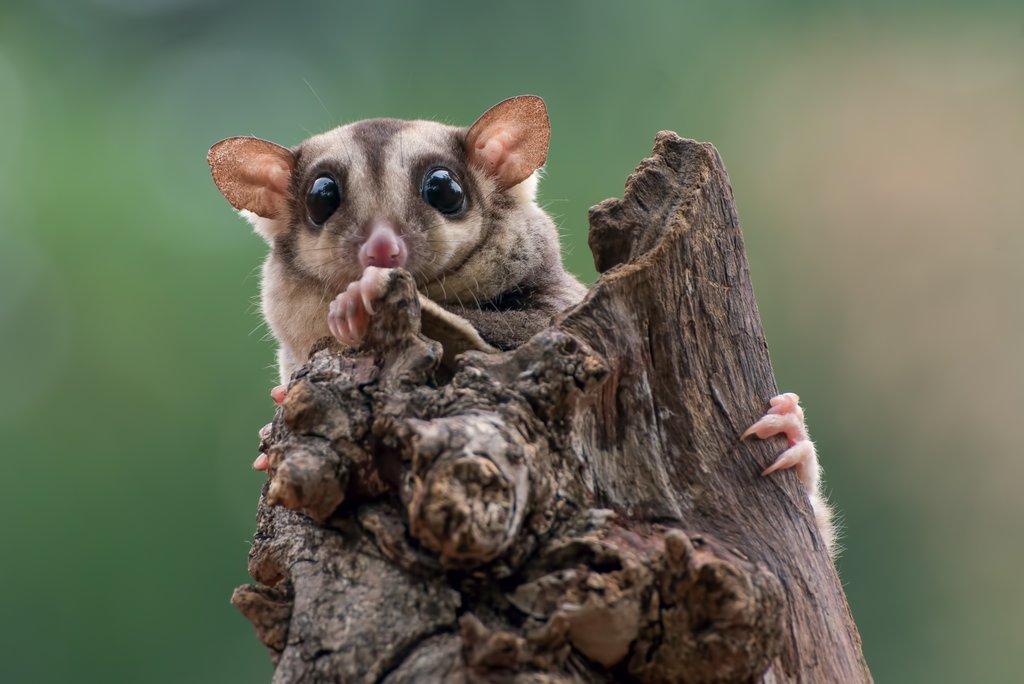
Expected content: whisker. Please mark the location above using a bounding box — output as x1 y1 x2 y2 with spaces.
303 77 335 125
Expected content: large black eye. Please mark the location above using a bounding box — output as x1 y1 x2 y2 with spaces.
421 168 466 216
306 174 341 225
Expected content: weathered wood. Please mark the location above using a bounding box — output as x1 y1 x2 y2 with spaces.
235 133 871 682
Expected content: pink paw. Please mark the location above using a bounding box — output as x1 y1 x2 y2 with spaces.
742 393 819 493
327 266 392 346
253 386 287 472
254 421 272 471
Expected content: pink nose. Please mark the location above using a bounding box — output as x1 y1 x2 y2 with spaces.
358 222 407 269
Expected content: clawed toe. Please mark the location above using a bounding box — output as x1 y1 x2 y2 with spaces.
743 393 834 553
743 393 819 493
255 421 274 472
762 440 815 484
741 411 806 444
768 392 803 420
328 290 357 346
327 267 393 347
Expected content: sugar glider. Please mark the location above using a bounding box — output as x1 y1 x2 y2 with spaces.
207 95 834 553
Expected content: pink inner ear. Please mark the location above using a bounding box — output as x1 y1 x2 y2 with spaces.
470 124 540 189
465 95 550 189
245 156 292 195
473 127 532 182
208 136 295 219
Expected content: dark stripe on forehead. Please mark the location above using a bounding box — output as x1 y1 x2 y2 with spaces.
348 118 410 187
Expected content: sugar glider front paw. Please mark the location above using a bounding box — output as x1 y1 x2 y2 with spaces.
328 266 392 346
742 392 819 493
253 387 288 472
743 393 836 554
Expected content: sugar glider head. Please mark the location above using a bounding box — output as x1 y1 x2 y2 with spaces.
208 95 551 294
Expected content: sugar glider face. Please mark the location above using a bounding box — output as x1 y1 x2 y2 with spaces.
208 96 551 298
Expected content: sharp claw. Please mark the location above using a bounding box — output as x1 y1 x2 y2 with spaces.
342 295 358 342
361 283 376 315
253 453 269 471
767 393 803 419
745 393 819 492
742 414 774 440
347 311 361 343
363 266 389 302
742 412 805 443
328 270 392 347
762 454 794 476
328 299 341 341
337 311 351 345
761 441 817 491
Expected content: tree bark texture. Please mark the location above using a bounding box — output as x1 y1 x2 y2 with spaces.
233 133 872 683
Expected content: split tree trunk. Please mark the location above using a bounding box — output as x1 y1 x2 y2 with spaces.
232 133 872 683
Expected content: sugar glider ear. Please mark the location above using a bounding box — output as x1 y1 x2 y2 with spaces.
465 95 550 190
207 136 295 219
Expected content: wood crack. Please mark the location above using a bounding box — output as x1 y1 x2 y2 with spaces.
233 132 872 683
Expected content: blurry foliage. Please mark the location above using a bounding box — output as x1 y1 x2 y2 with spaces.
0 0 1021 681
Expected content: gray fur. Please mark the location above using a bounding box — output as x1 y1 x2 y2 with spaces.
241 117 584 382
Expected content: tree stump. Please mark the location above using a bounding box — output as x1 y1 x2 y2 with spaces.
232 133 872 683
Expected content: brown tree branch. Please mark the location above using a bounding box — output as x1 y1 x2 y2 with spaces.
234 133 871 682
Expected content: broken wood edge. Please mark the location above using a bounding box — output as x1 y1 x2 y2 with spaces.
230 133 867 682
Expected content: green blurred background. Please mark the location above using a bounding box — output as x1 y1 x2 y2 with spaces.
2 0 1021 681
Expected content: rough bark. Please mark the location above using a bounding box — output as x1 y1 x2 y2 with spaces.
233 133 872 682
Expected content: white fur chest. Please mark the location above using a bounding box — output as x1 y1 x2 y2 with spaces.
261 256 332 382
